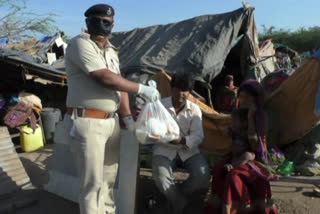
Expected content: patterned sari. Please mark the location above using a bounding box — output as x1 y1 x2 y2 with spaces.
205 157 278 214
205 80 279 214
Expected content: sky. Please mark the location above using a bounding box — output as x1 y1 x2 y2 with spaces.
24 0 320 37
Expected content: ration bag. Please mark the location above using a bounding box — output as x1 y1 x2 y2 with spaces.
135 100 180 144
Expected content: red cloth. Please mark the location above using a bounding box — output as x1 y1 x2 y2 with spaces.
204 203 277 214
205 157 278 214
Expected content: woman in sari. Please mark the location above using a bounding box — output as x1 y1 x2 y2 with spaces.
205 79 278 214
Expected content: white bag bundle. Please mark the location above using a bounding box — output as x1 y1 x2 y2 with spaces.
135 100 180 144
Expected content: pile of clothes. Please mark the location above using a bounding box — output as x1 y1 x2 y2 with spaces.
0 92 42 133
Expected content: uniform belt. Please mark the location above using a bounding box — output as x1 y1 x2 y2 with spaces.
66 107 114 119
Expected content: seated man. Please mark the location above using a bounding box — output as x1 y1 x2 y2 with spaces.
152 72 210 214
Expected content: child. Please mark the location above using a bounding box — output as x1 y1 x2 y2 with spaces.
224 108 255 171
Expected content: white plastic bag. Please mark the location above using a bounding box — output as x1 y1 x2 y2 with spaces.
135 100 180 144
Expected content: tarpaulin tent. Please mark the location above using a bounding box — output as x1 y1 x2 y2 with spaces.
265 53 320 146
154 53 320 155
110 7 266 92
109 6 270 155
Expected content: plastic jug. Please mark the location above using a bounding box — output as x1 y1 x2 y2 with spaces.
277 160 295 176
20 124 44 152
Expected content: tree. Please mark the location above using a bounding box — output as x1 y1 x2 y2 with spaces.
0 0 57 42
259 25 320 53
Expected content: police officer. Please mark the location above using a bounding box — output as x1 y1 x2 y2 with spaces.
64 4 160 214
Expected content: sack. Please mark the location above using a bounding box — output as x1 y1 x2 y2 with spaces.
135 100 180 144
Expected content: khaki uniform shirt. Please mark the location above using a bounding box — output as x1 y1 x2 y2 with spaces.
65 32 121 112
153 97 204 162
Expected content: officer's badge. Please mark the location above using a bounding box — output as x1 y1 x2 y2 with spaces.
107 7 112 16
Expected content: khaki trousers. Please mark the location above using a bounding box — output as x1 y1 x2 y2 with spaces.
66 112 120 214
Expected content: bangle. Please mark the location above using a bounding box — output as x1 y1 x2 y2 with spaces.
248 133 258 140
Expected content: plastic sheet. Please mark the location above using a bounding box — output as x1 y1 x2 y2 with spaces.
135 100 180 144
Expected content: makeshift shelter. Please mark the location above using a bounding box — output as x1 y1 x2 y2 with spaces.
108 6 275 155
0 48 66 87
259 39 278 74
5 32 67 65
153 52 320 156
265 53 320 146
0 48 67 143
34 32 68 65
110 7 268 104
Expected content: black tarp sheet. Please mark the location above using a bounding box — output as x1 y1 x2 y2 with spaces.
110 7 259 85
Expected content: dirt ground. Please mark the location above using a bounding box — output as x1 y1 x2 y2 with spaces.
11 145 320 214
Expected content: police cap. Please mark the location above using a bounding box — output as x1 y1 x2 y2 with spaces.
84 4 115 17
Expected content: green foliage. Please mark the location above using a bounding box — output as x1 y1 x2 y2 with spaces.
259 25 320 53
62 34 72 44
0 0 58 41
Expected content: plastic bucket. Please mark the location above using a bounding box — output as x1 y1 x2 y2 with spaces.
40 108 62 142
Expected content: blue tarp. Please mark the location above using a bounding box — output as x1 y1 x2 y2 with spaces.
313 49 320 59
37 36 53 44
0 38 8 47
314 49 320 116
